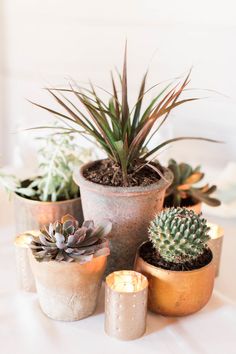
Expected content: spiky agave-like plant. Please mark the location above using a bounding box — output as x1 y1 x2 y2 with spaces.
29 214 112 263
165 159 221 207
30 44 219 186
149 207 210 264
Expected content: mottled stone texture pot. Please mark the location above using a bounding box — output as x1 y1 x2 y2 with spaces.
135 242 215 316
14 193 83 233
74 160 173 275
30 254 107 321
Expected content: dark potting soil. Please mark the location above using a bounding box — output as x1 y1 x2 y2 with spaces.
164 195 198 208
140 241 212 271
83 159 163 187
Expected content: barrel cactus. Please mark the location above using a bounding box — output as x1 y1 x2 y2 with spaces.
29 214 112 263
149 207 210 264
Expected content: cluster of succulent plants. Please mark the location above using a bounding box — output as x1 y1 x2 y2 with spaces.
29 214 112 263
0 132 97 201
149 207 210 264
165 159 221 207
31 45 218 186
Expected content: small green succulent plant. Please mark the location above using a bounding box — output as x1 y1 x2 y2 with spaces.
0 132 97 201
29 215 112 263
149 207 210 264
165 159 221 207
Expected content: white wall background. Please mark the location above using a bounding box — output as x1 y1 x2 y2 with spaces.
0 0 236 174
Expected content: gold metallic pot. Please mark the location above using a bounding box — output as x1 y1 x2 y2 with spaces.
207 223 224 277
186 202 202 214
14 193 83 233
30 253 107 321
134 242 215 316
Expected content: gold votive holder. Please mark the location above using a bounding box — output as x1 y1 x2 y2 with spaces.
105 270 148 341
14 231 38 292
207 223 224 277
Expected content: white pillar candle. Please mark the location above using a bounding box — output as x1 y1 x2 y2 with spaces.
14 231 38 292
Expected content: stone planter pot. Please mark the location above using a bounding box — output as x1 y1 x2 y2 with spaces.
14 193 83 234
74 160 173 275
30 254 107 321
134 242 215 316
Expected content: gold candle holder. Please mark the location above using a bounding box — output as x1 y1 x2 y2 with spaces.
207 223 224 277
14 231 38 292
105 270 148 341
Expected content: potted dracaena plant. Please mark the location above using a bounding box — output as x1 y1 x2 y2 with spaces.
0 132 96 233
29 214 112 321
135 207 215 316
30 45 219 274
164 159 221 213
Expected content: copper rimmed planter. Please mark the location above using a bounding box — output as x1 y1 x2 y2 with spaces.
14 193 83 233
186 202 202 214
207 223 224 277
74 160 173 275
135 242 215 316
30 254 107 321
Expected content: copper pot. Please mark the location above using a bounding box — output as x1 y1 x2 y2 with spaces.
186 202 202 214
14 193 83 233
207 223 224 277
30 254 107 321
134 242 215 316
74 160 173 275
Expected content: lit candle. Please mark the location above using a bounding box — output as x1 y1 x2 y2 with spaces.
14 231 38 292
105 270 148 340
207 222 224 277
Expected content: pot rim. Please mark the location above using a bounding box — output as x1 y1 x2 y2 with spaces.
136 241 214 274
74 159 173 196
14 191 81 206
31 253 107 266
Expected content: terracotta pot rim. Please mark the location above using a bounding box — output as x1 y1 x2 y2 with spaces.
74 159 173 196
14 192 81 206
136 241 214 274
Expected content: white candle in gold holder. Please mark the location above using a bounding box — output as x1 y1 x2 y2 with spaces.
105 270 148 340
14 231 38 292
207 222 224 277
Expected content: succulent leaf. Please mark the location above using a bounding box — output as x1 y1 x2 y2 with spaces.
165 159 221 207
149 207 210 264
29 215 111 263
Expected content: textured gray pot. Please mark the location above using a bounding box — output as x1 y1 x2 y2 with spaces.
30 254 107 321
74 160 173 275
14 193 84 233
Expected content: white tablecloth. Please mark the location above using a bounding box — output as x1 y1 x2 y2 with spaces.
0 190 236 354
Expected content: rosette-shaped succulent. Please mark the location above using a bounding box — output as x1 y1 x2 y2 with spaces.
165 159 221 207
149 207 210 264
29 214 112 263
